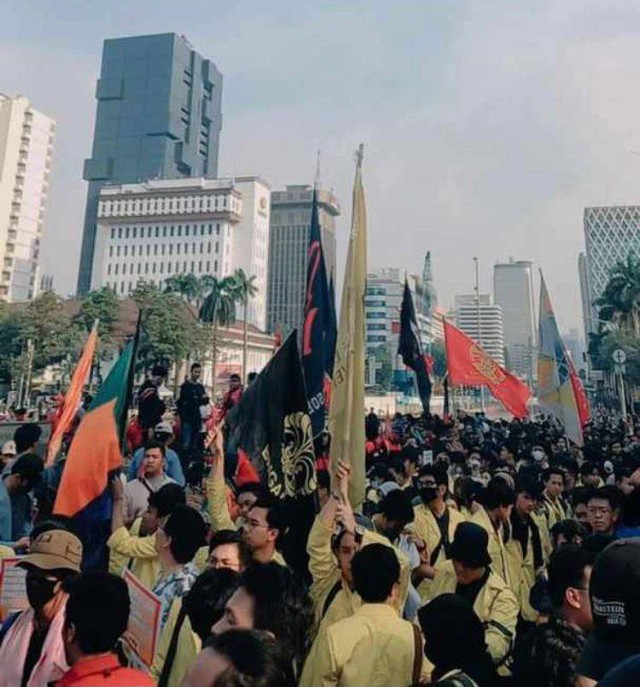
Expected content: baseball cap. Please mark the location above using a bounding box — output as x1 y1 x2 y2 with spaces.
17 529 83 573
1 440 16 456
155 421 173 435
579 539 640 680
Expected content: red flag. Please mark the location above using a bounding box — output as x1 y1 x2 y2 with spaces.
444 320 531 419
567 357 591 427
423 354 434 375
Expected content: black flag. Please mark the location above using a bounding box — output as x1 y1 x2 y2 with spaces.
302 190 333 438
398 280 432 413
227 332 317 496
227 332 318 576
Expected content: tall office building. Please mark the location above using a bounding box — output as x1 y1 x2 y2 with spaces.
493 259 536 379
267 185 339 335
77 33 223 294
582 206 640 337
0 95 55 302
454 294 505 367
90 175 270 329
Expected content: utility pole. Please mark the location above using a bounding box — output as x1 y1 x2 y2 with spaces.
474 257 486 412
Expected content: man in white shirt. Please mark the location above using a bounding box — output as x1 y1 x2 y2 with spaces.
124 441 175 522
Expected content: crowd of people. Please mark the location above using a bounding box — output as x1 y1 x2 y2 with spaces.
1 363 640 686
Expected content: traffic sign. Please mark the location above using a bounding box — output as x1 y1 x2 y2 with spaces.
612 349 627 364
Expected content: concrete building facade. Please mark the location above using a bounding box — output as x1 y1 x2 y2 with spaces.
0 95 55 302
582 206 640 336
493 259 536 379
454 294 505 367
266 185 339 335
91 176 270 329
77 33 223 294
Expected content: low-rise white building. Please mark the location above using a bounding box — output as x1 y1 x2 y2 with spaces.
91 176 270 329
454 294 506 367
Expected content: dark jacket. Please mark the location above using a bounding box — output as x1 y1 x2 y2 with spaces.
177 380 207 423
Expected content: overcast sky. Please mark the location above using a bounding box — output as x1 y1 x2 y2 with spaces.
4 0 640 334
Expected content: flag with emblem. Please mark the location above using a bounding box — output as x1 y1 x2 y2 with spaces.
537 273 585 445
444 319 531 418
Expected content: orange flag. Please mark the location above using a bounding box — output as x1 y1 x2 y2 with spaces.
444 319 531 419
45 321 98 466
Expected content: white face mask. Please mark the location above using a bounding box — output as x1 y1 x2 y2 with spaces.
532 449 545 462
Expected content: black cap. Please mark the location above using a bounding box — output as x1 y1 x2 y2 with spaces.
449 522 491 569
579 539 640 681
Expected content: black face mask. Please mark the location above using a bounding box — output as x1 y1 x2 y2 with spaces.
26 573 59 610
420 486 439 504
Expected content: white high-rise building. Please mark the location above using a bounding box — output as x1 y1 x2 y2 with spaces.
0 95 55 301
582 206 640 337
454 294 505 367
493 259 536 379
91 176 270 329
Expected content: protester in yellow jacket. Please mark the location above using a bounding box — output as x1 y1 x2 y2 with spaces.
505 474 551 623
470 477 516 588
540 466 570 530
300 544 426 687
151 567 239 687
412 465 465 599
426 522 518 669
306 461 410 630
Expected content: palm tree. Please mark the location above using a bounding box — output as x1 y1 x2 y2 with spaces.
232 269 259 384
164 274 203 308
199 275 238 397
596 254 640 335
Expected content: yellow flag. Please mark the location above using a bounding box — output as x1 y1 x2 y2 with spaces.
329 145 367 508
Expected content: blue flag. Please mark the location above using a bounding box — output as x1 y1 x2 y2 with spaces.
302 190 333 438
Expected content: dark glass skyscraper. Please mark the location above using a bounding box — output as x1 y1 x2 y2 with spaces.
76 33 223 294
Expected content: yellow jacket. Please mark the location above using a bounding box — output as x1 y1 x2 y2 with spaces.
470 506 511 588
0 545 14 560
504 512 551 622
540 493 570 530
428 560 518 666
306 515 410 629
151 596 201 687
413 503 465 599
299 603 425 687
206 476 236 532
107 525 209 590
107 520 160 589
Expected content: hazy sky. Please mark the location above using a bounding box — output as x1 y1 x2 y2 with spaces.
4 0 640 334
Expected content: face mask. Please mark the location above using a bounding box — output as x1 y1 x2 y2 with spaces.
420 486 439 504
532 450 545 462
26 573 59 610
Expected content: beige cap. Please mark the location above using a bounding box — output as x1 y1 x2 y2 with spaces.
17 529 83 573
1 440 16 456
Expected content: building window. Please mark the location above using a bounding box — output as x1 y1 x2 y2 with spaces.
133 227 137 238
170 226 174 237
191 261 195 272
125 227 130 239
145 264 149 274
216 224 220 235
146 245 151 256
120 281 125 293
154 245 158 256
199 243 204 254
208 224 213 235
118 227 122 239
177 244 181 255
107 264 111 275
206 260 210 272
114 264 119 275
178 226 182 237
185 226 190 237
110 228 115 239
169 245 173 255
155 227 159 238
109 246 113 258
161 245 165 256
137 264 141 274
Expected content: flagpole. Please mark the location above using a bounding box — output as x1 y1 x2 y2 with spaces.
474 256 486 413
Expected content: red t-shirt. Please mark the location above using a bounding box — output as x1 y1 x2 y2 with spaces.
56 654 154 687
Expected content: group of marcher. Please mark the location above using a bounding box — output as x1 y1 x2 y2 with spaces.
2 369 640 687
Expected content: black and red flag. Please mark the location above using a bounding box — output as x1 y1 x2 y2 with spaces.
302 190 334 438
398 280 432 413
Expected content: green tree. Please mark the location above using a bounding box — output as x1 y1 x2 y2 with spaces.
74 287 120 357
0 305 24 383
596 253 640 336
164 273 208 309
231 269 258 383
132 282 202 388
198 276 238 396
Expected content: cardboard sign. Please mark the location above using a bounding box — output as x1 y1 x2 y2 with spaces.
123 569 162 666
0 557 28 618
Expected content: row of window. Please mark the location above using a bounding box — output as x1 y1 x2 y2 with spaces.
100 193 239 216
109 223 224 240
107 259 221 277
108 241 224 259
367 335 386 343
